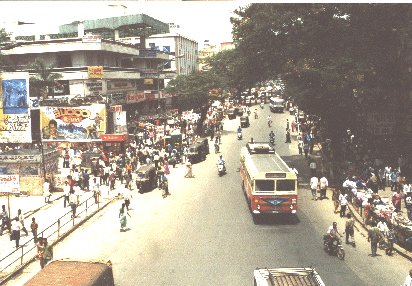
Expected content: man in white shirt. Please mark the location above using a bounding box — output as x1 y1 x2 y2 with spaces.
43 180 51 203
63 181 70 208
319 176 329 200
11 217 22 248
338 190 348 218
310 176 319 200
404 269 412 286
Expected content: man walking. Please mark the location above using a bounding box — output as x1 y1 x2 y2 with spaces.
319 175 329 200
69 190 78 218
43 179 51 203
310 176 319 200
0 205 9 235
338 190 349 218
368 222 383 257
30 217 38 243
63 181 70 208
10 217 22 248
17 209 28 236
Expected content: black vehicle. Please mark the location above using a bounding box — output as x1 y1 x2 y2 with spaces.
197 137 209 155
234 107 243 116
240 115 250 128
187 142 207 163
227 108 236 120
323 235 345 260
136 164 157 193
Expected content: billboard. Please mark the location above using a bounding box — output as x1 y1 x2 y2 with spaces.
40 104 106 141
0 174 20 194
0 72 32 143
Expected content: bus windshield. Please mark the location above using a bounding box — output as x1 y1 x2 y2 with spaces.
276 180 295 192
255 180 274 193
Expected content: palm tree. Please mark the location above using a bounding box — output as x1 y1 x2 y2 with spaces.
29 60 63 100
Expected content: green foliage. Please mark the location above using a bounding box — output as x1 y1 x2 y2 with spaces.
231 3 412 137
29 60 63 99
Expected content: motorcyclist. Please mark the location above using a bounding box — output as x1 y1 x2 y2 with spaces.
217 155 226 172
267 115 272 127
214 140 219 153
325 222 343 249
237 126 242 133
260 102 264 108
269 130 275 139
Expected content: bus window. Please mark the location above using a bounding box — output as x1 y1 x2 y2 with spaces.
255 180 274 193
276 180 295 192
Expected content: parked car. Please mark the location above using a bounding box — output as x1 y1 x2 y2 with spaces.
187 142 207 163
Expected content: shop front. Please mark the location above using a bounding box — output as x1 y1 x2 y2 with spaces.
100 134 129 155
0 148 60 196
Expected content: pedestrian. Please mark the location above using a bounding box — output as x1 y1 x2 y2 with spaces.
69 190 78 218
298 139 303 155
119 203 131 232
390 169 398 191
392 189 403 212
285 128 291 143
82 169 90 191
163 160 170 175
92 178 101 204
109 171 116 190
43 179 51 203
286 119 290 130
344 213 355 245
310 176 319 201
405 189 412 220
303 142 309 158
123 187 131 211
338 190 348 218
309 158 317 177
36 238 45 268
368 221 383 257
17 209 28 236
319 175 329 200
332 188 340 214
63 181 70 208
0 205 10 235
403 268 412 286
42 238 53 267
10 217 22 248
30 217 38 243
184 160 194 178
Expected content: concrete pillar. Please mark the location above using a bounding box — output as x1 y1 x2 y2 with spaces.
77 22 84 38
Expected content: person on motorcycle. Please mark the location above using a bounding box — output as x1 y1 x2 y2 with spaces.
214 140 219 153
325 222 343 249
237 126 242 133
269 130 275 140
217 155 226 172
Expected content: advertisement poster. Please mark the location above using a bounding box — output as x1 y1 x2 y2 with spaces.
114 111 127 134
40 104 106 141
0 72 32 143
0 174 20 194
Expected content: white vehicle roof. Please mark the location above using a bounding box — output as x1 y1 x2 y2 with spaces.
254 267 325 286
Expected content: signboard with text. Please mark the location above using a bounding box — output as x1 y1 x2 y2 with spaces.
0 174 20 193
88 66 103 79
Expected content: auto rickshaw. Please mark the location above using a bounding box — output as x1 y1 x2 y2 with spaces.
187 142 207 163
135 164 157 193
227 108 236 120
240 115 250 128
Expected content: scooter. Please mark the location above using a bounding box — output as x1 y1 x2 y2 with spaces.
323 235 345 260
217 163 226 176
237 131 242 140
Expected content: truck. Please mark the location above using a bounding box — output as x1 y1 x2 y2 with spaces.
253 267 325 286
24 259 115 286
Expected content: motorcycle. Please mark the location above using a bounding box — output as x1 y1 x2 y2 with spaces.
260 102 264 109
214 143 219 154
323 235 345 260
269 138 275 146
237 131 242 140
217 163 226 176
267 120 272 127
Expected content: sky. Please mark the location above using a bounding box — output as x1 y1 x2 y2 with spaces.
0 1 249 47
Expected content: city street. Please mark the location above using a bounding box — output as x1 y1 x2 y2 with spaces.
6 103 411 286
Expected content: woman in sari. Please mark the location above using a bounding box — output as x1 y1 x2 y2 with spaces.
119 203 130 232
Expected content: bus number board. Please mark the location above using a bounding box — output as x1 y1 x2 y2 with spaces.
265 173 286 178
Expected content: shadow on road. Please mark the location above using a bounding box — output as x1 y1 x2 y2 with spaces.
253 214 300 225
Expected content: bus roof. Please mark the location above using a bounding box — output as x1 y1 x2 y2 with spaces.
254 267 325 286
241 145 294 176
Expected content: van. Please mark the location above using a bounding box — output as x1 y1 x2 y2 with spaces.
269 97 285 113
24 260 114 286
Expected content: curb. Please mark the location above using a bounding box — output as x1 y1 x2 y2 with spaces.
0 197 116 285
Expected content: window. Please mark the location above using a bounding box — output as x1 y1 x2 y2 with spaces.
57 54 72 67
149 43 156 50
276 180 295 192
255 180 274 193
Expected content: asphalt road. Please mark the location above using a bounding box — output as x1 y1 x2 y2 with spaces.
9 103 411 286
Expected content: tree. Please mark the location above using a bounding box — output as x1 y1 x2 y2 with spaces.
231 3 412 142
29 59 62 99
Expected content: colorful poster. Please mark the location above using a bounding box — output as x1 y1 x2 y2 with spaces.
0 72 32 143
40 104 106 141
114 111 127 134
88 66 103 79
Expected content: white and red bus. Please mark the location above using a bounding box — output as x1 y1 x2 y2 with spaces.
240 142 298 218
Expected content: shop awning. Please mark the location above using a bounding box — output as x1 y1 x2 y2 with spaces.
99 134 128 142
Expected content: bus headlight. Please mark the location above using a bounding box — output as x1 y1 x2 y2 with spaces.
291 199 297 204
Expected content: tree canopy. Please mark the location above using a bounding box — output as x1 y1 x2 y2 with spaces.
231 3 412 137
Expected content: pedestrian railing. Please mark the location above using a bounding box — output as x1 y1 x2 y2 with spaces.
0 194 106 281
